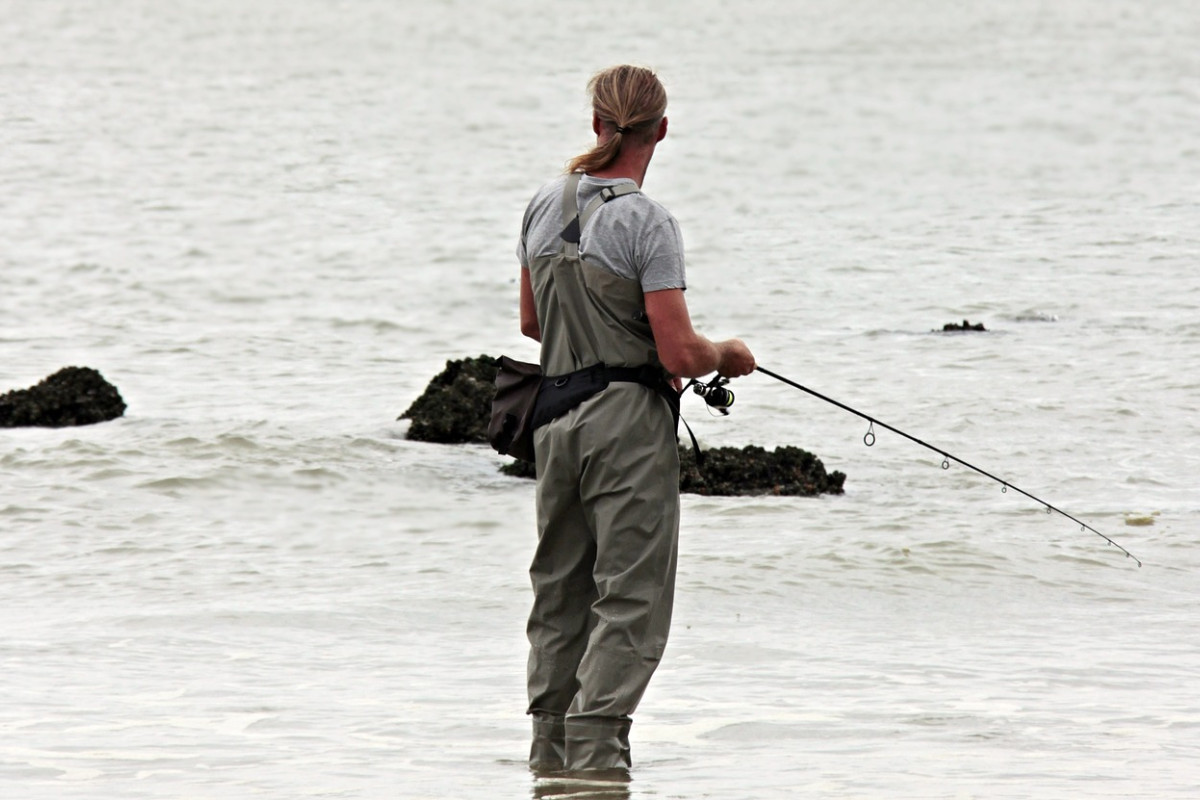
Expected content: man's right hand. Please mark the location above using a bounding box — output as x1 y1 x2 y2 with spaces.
716 339 756 378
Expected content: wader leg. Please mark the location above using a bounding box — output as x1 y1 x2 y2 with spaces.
565 391 680 771
527 426 596 767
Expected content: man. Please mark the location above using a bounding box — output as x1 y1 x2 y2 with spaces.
516 64 756 774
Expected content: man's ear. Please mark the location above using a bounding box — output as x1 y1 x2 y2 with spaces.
656 116 668 142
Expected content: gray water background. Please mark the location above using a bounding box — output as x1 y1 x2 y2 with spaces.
2 1 1198 797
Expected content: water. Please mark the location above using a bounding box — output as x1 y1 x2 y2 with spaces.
2 1 1197 797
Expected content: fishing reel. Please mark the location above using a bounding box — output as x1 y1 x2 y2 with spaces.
686 375 735 415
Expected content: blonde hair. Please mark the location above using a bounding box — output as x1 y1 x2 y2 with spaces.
566 65 668 174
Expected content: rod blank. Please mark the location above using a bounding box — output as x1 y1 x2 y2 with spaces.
755 365 1142 567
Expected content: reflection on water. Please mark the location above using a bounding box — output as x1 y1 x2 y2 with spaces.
531 767 632 800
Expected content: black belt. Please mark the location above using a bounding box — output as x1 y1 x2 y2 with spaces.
530 362 677 430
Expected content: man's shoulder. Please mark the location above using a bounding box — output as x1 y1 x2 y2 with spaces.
581 177 675 224
614 190 678 235
630 191 674 221
528 174 571 205
522 174 571 234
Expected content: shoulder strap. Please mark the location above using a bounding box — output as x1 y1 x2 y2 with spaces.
559 177 640 254
559 173 584 253
561 172 582 228
579 183 640 231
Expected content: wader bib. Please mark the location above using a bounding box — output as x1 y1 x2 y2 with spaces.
525 173 681 772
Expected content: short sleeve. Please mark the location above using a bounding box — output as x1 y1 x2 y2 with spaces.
636 217 687 292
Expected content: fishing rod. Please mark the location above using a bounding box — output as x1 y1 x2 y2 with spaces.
690 368 1141 567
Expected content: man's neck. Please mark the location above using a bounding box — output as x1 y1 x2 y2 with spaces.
588 145 654 187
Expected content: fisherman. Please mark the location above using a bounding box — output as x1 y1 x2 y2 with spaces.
515 64 756 774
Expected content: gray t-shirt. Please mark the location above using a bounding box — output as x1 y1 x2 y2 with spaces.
517 174 687 292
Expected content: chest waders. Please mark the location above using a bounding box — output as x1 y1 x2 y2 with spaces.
525 173 681 773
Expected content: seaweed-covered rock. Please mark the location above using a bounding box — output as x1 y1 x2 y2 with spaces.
941 319 986 332
679 444 845 496
0 366 126 428
500 458 537 480
399 355 498 443
502 442 845 497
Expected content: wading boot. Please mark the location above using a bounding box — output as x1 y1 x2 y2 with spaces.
529 712 566 772
564 716 632 774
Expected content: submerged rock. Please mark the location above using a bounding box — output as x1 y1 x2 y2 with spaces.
399 355 498 444
941 319 987 332
0 366 126 428
500 459 537 480
678 444 845 497
501 443 844 497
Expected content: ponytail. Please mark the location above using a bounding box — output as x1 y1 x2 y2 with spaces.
566 65 667 174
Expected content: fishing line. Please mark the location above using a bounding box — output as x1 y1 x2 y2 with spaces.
753 365 1142 567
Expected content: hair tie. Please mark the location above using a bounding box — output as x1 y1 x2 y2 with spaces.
615 125 632 134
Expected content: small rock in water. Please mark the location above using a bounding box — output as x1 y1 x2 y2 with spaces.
0 366 126 428
941 319 987 332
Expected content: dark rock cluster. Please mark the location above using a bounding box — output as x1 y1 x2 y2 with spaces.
398 355 498 444
404 356 845 497
0 367 126 428
500 444 846 497
941 319 987 332
679 444 845 497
